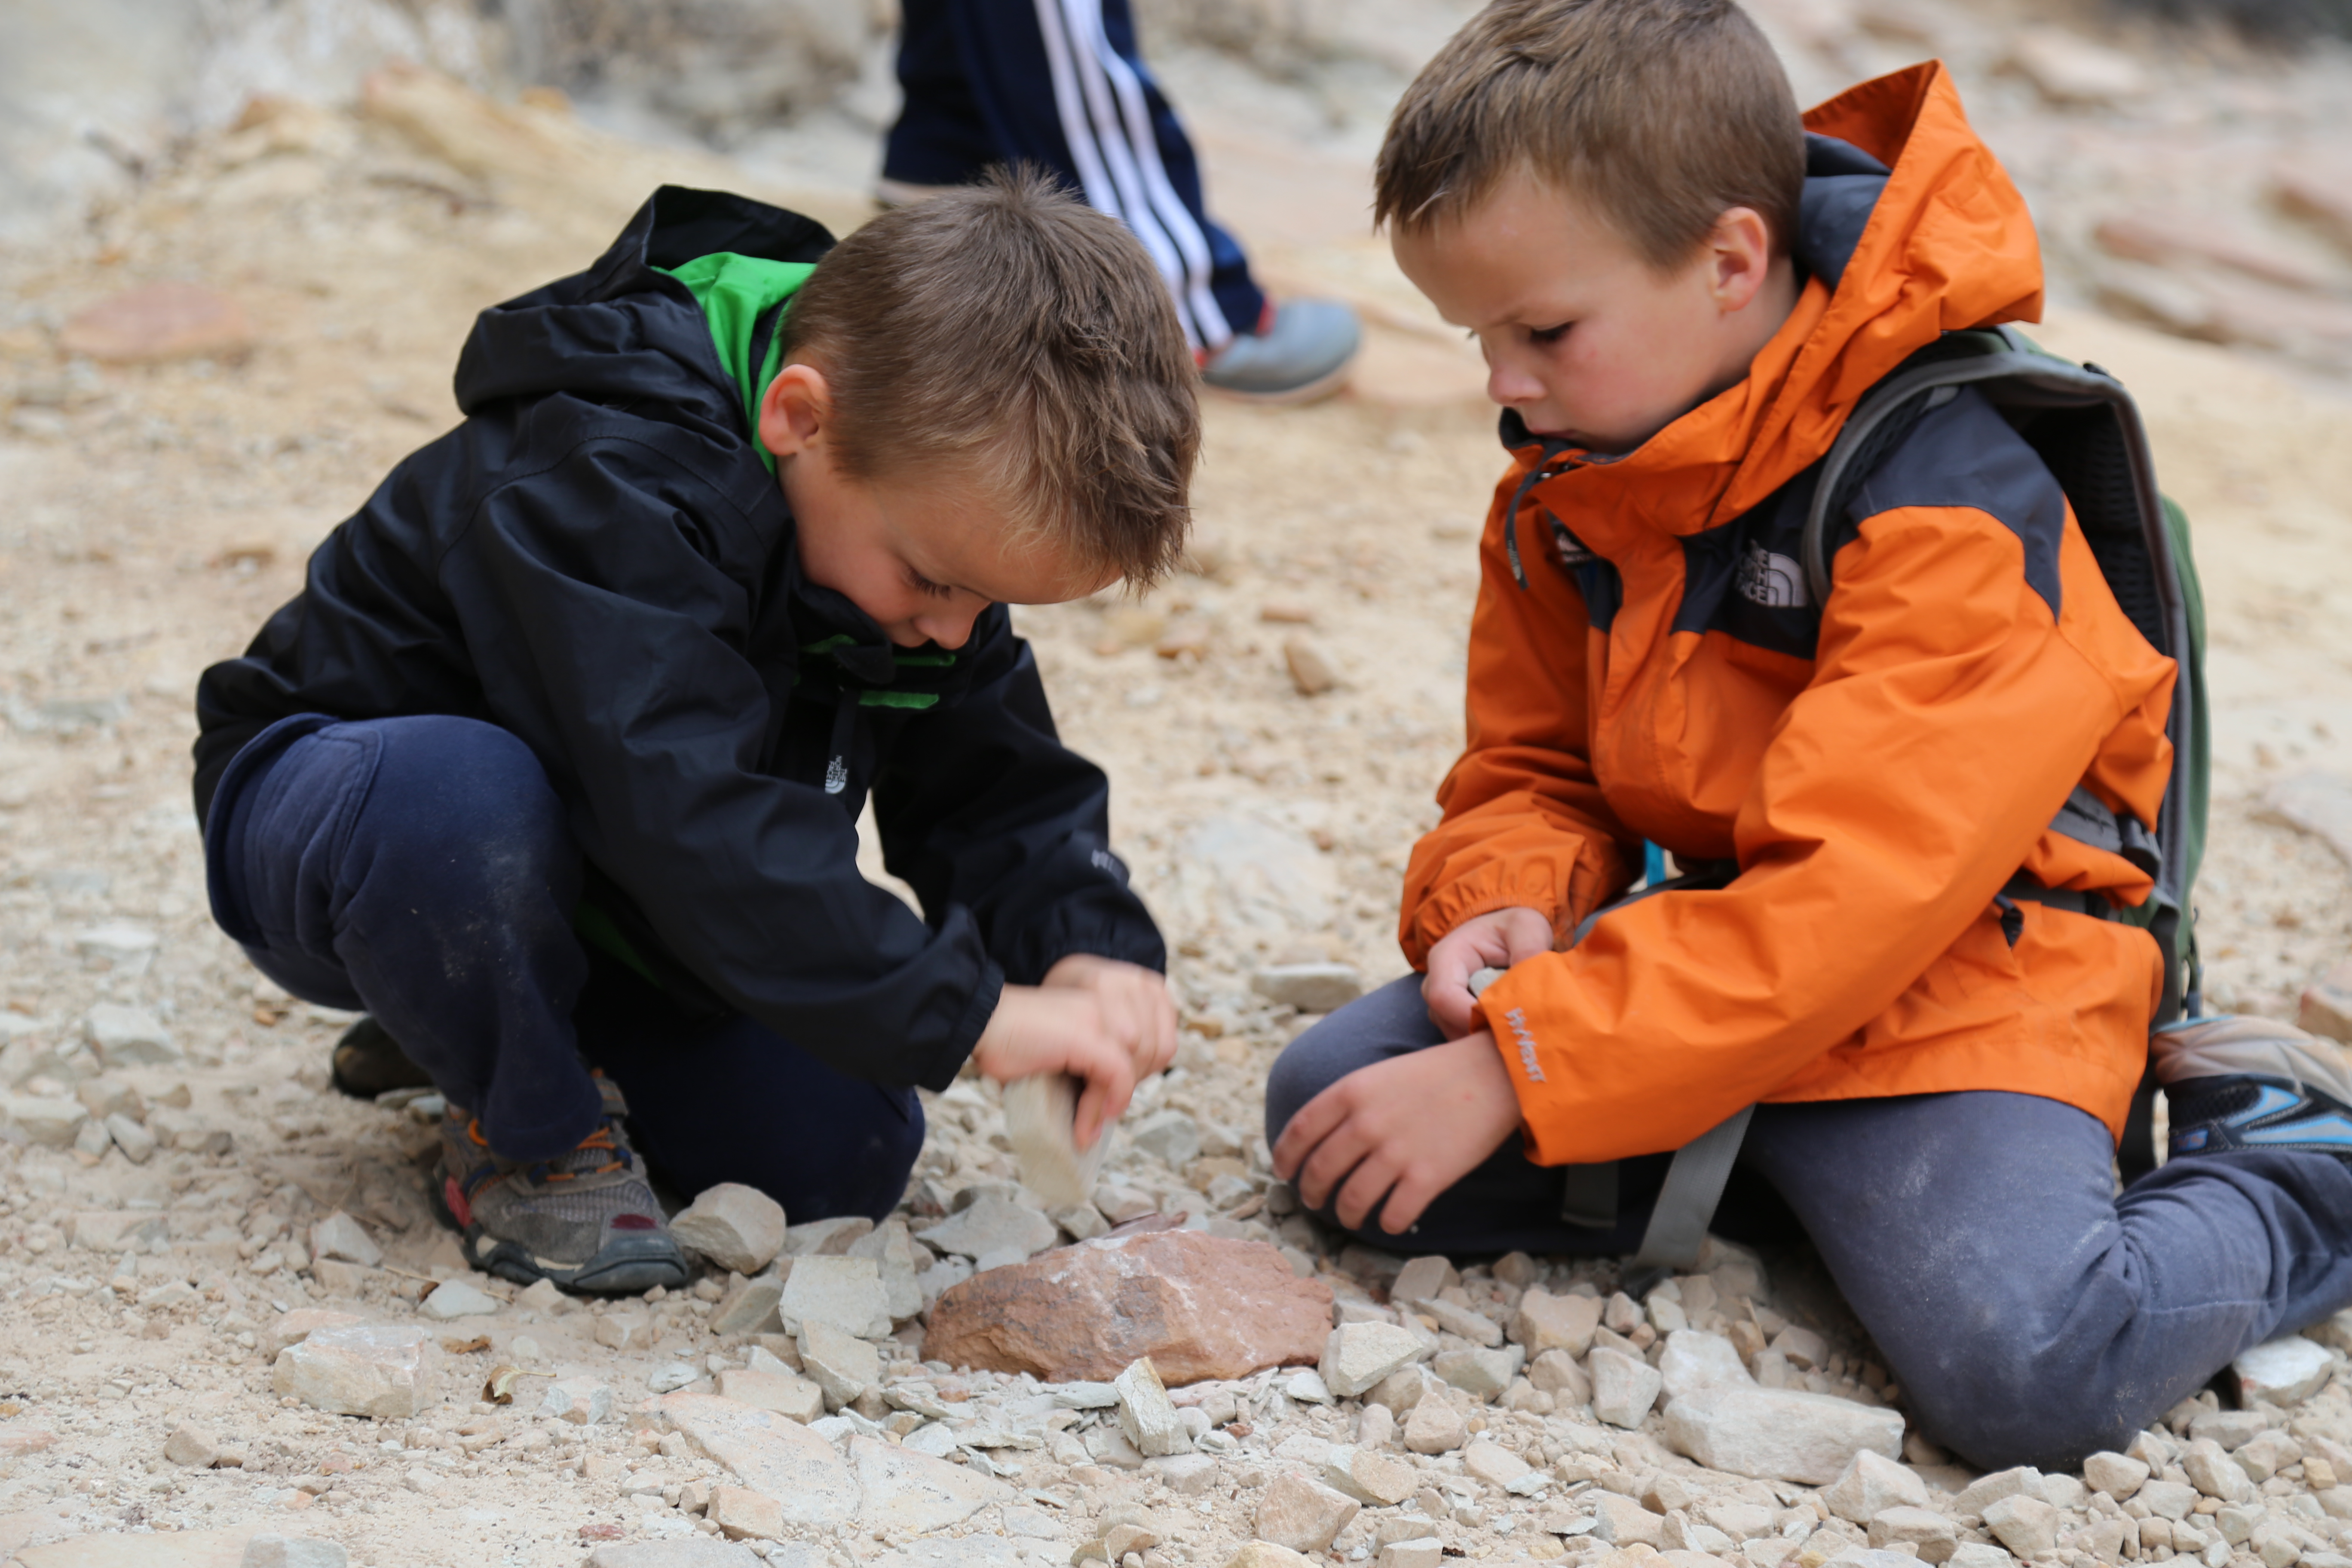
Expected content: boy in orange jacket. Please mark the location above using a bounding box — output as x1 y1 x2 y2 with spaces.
1268 0 2352 1467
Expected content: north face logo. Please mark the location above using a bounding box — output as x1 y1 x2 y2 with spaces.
1737 543 1808 608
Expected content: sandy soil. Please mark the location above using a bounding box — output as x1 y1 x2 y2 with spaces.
1 20 2352 1567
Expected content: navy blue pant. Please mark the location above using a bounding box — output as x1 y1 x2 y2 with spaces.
1270 975 2352 1470
887 0 1265 351
204 714 923 1221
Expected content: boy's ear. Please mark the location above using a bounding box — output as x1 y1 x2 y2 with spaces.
1706 206 1776 315
758 363 831 460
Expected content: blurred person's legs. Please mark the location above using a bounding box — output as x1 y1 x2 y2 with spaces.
885 0 1359 401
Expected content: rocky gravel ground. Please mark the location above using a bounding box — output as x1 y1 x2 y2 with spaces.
3 6 2352 1566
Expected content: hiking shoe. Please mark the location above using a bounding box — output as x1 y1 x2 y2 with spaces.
433 1075 688 1294
1201 297 1361 404
2155 1015 2352 1160
329 1017 434 1101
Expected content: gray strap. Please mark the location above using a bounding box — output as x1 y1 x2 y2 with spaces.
1631 1105 1755 1271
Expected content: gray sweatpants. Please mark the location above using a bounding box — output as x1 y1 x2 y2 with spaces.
1265 975 2352 1470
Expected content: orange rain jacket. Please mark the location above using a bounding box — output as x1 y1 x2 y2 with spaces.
1403 63 2178 1167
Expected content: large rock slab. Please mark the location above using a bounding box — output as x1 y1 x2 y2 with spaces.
922 1229 1332 1384
658 1393 861 1525
1663 1384 1905 1485
272 1325 437 1418
849 1434 1012 1531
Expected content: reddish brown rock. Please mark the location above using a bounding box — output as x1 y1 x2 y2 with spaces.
2276 157 2352 258
59 281 254 363
921 1229 1332 1384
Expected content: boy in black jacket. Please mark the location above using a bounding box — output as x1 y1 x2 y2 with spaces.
193 172 1195 1293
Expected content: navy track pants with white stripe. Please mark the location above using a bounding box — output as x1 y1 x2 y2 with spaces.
886 0 1267 352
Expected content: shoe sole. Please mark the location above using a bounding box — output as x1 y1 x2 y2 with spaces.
428 1160 689 1296
1201 355 1359 407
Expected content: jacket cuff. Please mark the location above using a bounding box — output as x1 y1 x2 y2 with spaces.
921 962 1005 1094
1401 870 1567 968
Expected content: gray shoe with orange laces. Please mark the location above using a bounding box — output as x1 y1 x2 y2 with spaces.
433 1075 688 1295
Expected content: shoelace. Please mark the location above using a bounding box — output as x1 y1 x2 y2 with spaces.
459 1116 632 1200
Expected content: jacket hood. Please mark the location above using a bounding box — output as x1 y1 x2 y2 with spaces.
1511 62 2044 538
453 186 834 425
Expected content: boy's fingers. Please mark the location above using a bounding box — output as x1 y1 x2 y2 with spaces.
1297 1111 1381 1216
1271 1085 1347 1185
1332 1150 1402 1233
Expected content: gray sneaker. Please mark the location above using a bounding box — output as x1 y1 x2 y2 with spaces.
1201 297 1362 404
434 1074 688 1295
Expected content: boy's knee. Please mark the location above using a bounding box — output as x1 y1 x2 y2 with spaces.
1893 1302 2137 1470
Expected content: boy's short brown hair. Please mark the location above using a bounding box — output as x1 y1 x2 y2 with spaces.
784 167 1198 587
1375 0 1806 272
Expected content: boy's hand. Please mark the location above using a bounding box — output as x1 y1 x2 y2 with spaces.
1423 906 1555 1036
1041 953 1179 1084
969 957 1175 1151
1272 1032 1523 1236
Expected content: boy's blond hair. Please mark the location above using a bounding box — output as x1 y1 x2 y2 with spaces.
785 167 1199 586
1375 0 1806 271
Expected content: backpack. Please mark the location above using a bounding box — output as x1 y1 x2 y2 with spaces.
1516 325 2213 1281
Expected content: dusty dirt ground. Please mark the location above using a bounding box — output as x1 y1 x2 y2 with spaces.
4 7 2352 1565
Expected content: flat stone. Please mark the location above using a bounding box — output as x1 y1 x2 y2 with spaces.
260 1308 362 1361
1403 1397 1467 1455
711 1368 824 1423
1390 1256 1457 1306
1953 1467 2044 1517
1982 1494 2060 1558
541 1377 615 1424
851 1433 1012 1531
1004 1072 1111 1209
780 1255 891 1340
1433 1346 1517 1400
1511 1289 1603 1357
1322 1321 1426 1397
83 1002 179 1066
272 1324 438 1418
1528 1348 1591 1404
309 1211 383 1268
1660 1329 1755 1403
1418 1296 1504 1347
1086 1422 1147 1469
59 280 256 362
1591 1347 1664 1428
586 1541 765 1566
1256 1470 1360 1553
65 1209 167 1252
1943 1549 2012 1568
1662 1385 1905 1485
658 1393 862 1527
2182 1438 2257 1503
2235 1335 2335 1407
420 1278 500 1320
244 1537 350 1568
2187 1409 2269 1450
1462 1439 1533 1490
73 922 158 965
917 1196 1058 1265
1225 1546 1315 1568
785 1217 874 1256
711 1273 784 1336
847 1217 924 1322
2136 1479 2198 1521
2006 27 2147 105
1824 1450 1929 1524
923 1229 1332 1383
1129 1109 1203 1168
1250 964 1364 1013
1378 1540 1442 1568
2082 1450 2150 1501
165 1421 224 1467
105 1112 157 1164
709 1485 785 1541
869 1540 1027 1568
1870 1506 1958 1559
1116 1355 1189 1456
1592 1492 1666 1548
671 1183 788 1275
1148 1452 1222 1494
4 1094 88 1148
1282 639 1339 697
800 1318 882 1409
1322 1443 1418 1507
